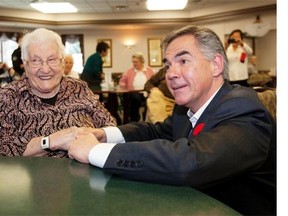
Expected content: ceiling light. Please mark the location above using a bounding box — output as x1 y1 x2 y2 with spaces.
147 0 188 11
245 15 271 37
30 2 78 13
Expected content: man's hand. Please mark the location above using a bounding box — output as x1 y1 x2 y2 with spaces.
68 133 99 164
78 127 107 142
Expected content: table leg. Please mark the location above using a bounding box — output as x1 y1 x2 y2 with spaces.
122 93 130 124
106 93 122 125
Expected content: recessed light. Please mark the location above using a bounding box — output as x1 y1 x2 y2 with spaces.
147 0 188 11
30 2 78 13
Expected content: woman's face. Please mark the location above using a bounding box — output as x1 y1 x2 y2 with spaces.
64 56 74 75
132 57 143 70
24 41 64 98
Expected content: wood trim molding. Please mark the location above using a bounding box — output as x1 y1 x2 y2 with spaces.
0 4 276 29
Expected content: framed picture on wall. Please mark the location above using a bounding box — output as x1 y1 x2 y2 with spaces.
147 38 163 67
97 39 112 68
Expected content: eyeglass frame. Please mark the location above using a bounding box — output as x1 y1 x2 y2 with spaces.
25 58 64 68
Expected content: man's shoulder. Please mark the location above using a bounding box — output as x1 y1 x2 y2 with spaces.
87 52 100 60
212 84 268 119
223 84 258 101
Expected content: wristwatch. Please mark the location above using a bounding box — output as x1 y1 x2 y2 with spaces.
41 136 50 150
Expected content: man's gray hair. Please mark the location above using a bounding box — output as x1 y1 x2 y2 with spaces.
161 25 229 80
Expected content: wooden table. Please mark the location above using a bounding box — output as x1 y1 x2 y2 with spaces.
0 157 241 216
91 85 145 125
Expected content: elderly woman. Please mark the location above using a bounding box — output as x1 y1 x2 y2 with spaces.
64 54 79 79
0 28 116 157
119 52 154 122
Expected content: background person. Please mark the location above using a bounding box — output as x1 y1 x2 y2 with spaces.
225 29 253 86
68 25 276 216
11 33 25 77
0 28 116 157
64 54 79 78
119 52 154 122
144 66 175 123
80 41 109 88
0 62 12 87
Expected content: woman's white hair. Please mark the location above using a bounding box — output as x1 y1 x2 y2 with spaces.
132 52 145 64
21 28 65 61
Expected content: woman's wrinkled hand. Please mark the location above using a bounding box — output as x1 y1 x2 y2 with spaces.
49 126 85 151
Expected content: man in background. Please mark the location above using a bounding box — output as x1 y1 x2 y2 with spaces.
144 66 175 123
80 41 109 88
11 33 25 77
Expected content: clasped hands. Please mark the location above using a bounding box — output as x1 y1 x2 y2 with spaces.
50 126 105 163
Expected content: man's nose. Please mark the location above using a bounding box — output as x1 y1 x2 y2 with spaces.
166 65 180 79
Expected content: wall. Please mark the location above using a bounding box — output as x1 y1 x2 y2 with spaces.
58 10 276 75
1 9 276 75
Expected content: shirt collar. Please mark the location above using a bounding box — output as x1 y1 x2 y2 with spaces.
187 84 222 127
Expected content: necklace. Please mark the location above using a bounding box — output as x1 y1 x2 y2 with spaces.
31 85 61 99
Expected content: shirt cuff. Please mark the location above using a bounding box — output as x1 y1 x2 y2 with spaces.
88 143 117 168
103 126 125 143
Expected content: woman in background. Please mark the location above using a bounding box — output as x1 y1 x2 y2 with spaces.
226 29 253 86
119 52 154 122
64 54 79 78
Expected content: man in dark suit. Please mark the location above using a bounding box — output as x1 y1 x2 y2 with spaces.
68 25 276 215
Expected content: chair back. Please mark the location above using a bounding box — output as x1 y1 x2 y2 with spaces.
256 88 276 120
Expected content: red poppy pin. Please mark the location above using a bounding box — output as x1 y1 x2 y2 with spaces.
193 123 205 137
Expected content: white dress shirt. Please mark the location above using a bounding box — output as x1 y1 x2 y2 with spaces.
89 84 222 168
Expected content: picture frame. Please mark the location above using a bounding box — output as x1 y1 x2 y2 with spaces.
147 38 163 67
97 38 112 68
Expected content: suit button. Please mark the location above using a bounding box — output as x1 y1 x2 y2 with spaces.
123 160 130 167
130 161 136 168
116 160 123 166
136 161 143 168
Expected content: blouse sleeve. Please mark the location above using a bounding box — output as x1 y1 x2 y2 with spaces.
0 88 27 156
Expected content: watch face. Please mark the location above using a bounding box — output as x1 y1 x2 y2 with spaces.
41 136 50 149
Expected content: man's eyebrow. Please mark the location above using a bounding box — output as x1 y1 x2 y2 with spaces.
163 50 191 64
175 50 190 58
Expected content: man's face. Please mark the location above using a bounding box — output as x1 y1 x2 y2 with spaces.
163 35 220 112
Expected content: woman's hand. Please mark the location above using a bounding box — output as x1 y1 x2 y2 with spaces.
49 126 85 151
24 126 105 157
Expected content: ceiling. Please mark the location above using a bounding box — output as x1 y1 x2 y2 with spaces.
0 0 276 30
0 0 276 14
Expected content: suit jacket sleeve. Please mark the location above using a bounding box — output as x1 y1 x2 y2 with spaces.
103 83 275 188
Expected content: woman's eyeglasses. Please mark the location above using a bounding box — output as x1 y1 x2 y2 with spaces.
26 58 63 68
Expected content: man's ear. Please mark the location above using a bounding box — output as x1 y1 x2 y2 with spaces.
212 54 224 77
